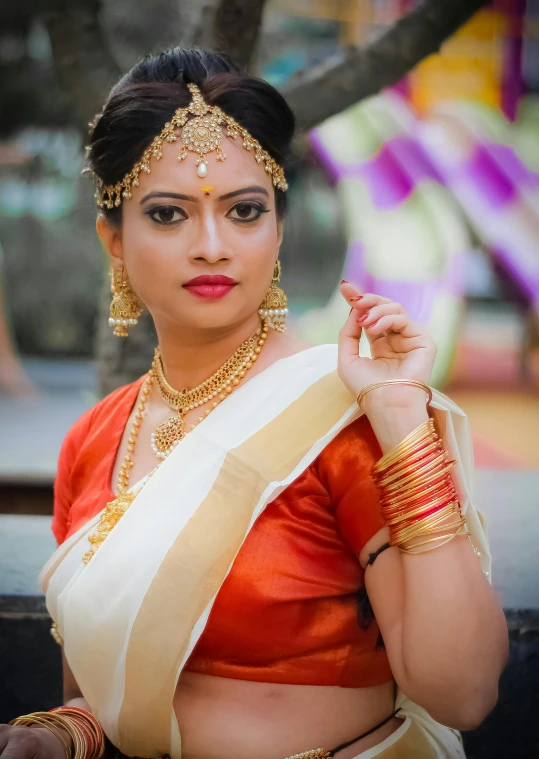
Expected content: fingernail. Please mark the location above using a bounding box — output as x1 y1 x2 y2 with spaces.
358 313 368 322
350 295 363 302
340 279 348 284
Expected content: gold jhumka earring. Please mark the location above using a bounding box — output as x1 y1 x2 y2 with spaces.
108 266 143 337
258 259 288 333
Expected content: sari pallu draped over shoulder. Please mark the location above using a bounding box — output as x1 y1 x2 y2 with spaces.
39 345 490 759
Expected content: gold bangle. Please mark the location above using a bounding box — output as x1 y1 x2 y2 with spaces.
381 486 456 516
9 714 72 758
356 379 433 411
380 478 455 510
375 449 447 488
381 479 456 510
10 709 106 759
380 459 454 495
392 508 464 546
389 503 462 542
52 708 105 759
374 441 443 483
400 524 468 554
382 493 458 525
396 513 465 544
372 420 436 473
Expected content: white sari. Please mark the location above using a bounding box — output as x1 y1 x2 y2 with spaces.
40 345 490 759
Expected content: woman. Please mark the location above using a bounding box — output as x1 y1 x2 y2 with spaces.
1 49 508 759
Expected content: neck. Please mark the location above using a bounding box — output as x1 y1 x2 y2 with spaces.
155 314 263 390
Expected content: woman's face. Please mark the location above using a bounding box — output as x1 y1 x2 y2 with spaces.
98 138 283 335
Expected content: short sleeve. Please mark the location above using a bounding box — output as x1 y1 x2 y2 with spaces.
315 414 384 557
51 407 95 545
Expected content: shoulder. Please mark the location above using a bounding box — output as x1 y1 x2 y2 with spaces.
60 375 145 456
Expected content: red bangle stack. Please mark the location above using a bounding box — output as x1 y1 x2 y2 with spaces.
371 419 467 554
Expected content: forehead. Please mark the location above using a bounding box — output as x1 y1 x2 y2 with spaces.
130 136 276 199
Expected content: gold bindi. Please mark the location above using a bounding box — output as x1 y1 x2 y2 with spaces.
200 185 214 198
94 83 288 209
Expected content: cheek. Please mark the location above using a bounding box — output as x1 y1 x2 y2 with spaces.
122 218 179 276
240 227 278 274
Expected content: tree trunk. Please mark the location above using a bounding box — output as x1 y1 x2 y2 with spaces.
284 0 488 131
181 0 268 70
43 0 121 128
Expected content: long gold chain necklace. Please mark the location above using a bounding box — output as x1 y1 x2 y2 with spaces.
83 319 268 564
151 319 269 459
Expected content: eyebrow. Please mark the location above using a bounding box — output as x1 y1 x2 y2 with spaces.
140 185 270 204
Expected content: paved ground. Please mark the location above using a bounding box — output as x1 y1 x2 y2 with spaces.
0 359 97 483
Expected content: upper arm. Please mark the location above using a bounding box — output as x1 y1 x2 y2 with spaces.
52 407 95 545
316 417 408 680
316 415 387 563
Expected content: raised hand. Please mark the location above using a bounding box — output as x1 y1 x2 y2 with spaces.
337 281 437 406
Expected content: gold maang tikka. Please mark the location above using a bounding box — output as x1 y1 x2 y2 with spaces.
108 266 143 337
94 83 288 209
259 260 288 333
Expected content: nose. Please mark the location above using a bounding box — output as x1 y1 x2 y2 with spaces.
189 209 230 264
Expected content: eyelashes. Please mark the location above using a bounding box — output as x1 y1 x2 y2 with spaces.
228 201 270 223
146 206 186 224
145 201 271 226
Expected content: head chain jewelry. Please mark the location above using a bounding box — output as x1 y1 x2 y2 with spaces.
93 83 288 209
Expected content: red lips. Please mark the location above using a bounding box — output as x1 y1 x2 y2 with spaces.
183 274 238 300
183 275 237 286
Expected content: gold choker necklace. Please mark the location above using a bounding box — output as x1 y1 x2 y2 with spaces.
151 320 269 459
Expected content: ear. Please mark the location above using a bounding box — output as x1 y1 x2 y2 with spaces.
96 215 123 265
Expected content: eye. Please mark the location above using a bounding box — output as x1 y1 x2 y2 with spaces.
227 202 270 223
146 205 186 225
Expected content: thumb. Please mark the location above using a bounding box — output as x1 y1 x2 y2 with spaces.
338 305 363 365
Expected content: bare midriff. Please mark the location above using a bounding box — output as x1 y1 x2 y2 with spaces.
173 672 403 759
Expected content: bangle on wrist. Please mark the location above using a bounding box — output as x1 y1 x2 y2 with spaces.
10 706 105 759
356 379 432 410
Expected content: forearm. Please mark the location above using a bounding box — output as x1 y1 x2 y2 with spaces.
364 390 509 728
362 386 429 454
367 536 507 727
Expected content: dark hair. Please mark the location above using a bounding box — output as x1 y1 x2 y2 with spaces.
86 48 295 223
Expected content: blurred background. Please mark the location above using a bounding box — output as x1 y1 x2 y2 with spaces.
0 1 538 756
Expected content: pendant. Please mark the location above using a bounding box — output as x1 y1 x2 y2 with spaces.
151 414 185 459
83 490 136 564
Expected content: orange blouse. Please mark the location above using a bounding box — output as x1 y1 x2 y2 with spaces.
52 376 393 689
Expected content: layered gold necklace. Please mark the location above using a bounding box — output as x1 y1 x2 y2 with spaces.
151 319 269 458
83 319 268 564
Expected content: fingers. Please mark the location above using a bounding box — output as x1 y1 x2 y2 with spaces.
340 282 393 313
356 302 404 327
364 313 410 337
0 724 65 759
356 303 424 340
0 724 38 757
339 282 426 342
338 302 364 366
